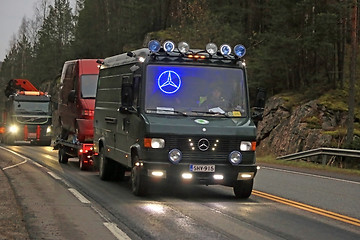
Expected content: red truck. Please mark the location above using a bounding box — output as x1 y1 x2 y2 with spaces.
1 79 52 145
53 59 101 170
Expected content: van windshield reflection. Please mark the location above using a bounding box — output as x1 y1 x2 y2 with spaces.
145 65 247 117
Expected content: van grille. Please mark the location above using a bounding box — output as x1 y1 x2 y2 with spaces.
164 136 247 164
165 136 240 152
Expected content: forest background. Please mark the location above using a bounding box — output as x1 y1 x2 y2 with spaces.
0 0 359 149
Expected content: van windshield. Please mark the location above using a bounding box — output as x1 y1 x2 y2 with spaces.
145 65 247 117
81 74 98 98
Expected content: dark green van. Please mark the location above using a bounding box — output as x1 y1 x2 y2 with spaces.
94 41 259 198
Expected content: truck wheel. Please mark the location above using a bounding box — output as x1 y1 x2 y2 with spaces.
233 179 253 199
99 147 114 180
58 148 69 164
131 155 147 196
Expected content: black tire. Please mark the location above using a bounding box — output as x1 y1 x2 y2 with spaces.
99 147 115 180
79 155 87 171
58 147 69 164
131 155 147 196
233 179 254 199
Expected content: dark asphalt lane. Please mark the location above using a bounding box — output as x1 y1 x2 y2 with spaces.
2 145 360 240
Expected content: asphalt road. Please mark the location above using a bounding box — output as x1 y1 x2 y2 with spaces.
1 145 360 240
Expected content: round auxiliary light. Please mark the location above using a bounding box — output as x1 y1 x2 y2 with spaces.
229 151 242 165
148 40 161 53
234 44 246 58
206 43 218 55
220 44 231 56
163 40 175 52
178 42 190 54
168 149 182 164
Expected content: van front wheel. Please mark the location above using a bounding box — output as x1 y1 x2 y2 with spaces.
131 156 147 196
233 179 253 199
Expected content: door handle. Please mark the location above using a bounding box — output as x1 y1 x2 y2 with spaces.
105 117 117 124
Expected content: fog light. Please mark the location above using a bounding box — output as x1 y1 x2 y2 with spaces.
213 174 224 180
206 43 218 55
237 172 255 180
178 42 190 54
168 149 182 164
220 44 231 56
229 151 242 165
182 173 192 179
151 171 165 177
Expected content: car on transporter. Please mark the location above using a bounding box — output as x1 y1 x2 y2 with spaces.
93 40 262 198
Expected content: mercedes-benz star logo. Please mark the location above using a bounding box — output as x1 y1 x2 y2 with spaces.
198 138 210 151
158 70 181 94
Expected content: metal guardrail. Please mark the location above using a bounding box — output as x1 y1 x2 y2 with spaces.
276 147 360 165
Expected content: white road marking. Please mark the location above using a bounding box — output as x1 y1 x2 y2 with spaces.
1 146 131 240
47 171 62 180
2 159 27 170
261 166 360 185
68 188 91 204
103 222 131 240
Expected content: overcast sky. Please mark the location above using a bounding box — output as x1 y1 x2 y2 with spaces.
0 0 75 62
0 0 40 61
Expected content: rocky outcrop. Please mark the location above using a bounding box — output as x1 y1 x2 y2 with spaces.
256 96 348 157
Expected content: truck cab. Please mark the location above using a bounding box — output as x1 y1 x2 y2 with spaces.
94 41 259 198
58 59 100 142
1 79 52 145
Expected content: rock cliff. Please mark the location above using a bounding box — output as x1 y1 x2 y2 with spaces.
256 96 349 157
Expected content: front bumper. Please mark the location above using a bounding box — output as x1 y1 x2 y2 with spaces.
136 161 257 186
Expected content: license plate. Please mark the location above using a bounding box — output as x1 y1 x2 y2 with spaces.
189 164 215 172
28 133 36 138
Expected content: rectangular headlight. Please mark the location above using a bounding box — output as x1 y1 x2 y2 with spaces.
144 138 165 148
240 141 256 151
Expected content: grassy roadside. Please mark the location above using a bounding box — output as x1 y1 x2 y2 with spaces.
257 155 360 177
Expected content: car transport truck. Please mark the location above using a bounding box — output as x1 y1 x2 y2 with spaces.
1 79 52 145
53 59 101 170
94 40 263 198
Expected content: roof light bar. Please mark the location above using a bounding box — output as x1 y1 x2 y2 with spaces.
148 40 161 53
178 42 190 54
163 40 175 52
220 44 231 56
206 43 218 55
234 44 246 58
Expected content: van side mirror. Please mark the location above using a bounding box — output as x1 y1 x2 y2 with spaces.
68 90 76 103
251 87 266 125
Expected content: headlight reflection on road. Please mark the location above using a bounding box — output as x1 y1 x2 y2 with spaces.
142 203 166 215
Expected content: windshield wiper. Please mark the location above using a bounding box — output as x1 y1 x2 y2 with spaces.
191 110 229 117
146 108 188 116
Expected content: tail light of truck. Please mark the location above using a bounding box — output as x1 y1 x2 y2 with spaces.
79 144 93 154
81 109 94 117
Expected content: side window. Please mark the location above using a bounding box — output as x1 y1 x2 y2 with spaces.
121 75 132 107
133 76 141 108
61 63 75 104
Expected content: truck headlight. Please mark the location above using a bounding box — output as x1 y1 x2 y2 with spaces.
9 125 19 134
168 149 182 164
229 151 242 165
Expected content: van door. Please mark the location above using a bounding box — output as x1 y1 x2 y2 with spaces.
115 74 139 166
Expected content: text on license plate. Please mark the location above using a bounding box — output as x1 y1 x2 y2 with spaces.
28 133 36 138
189 164 215 172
